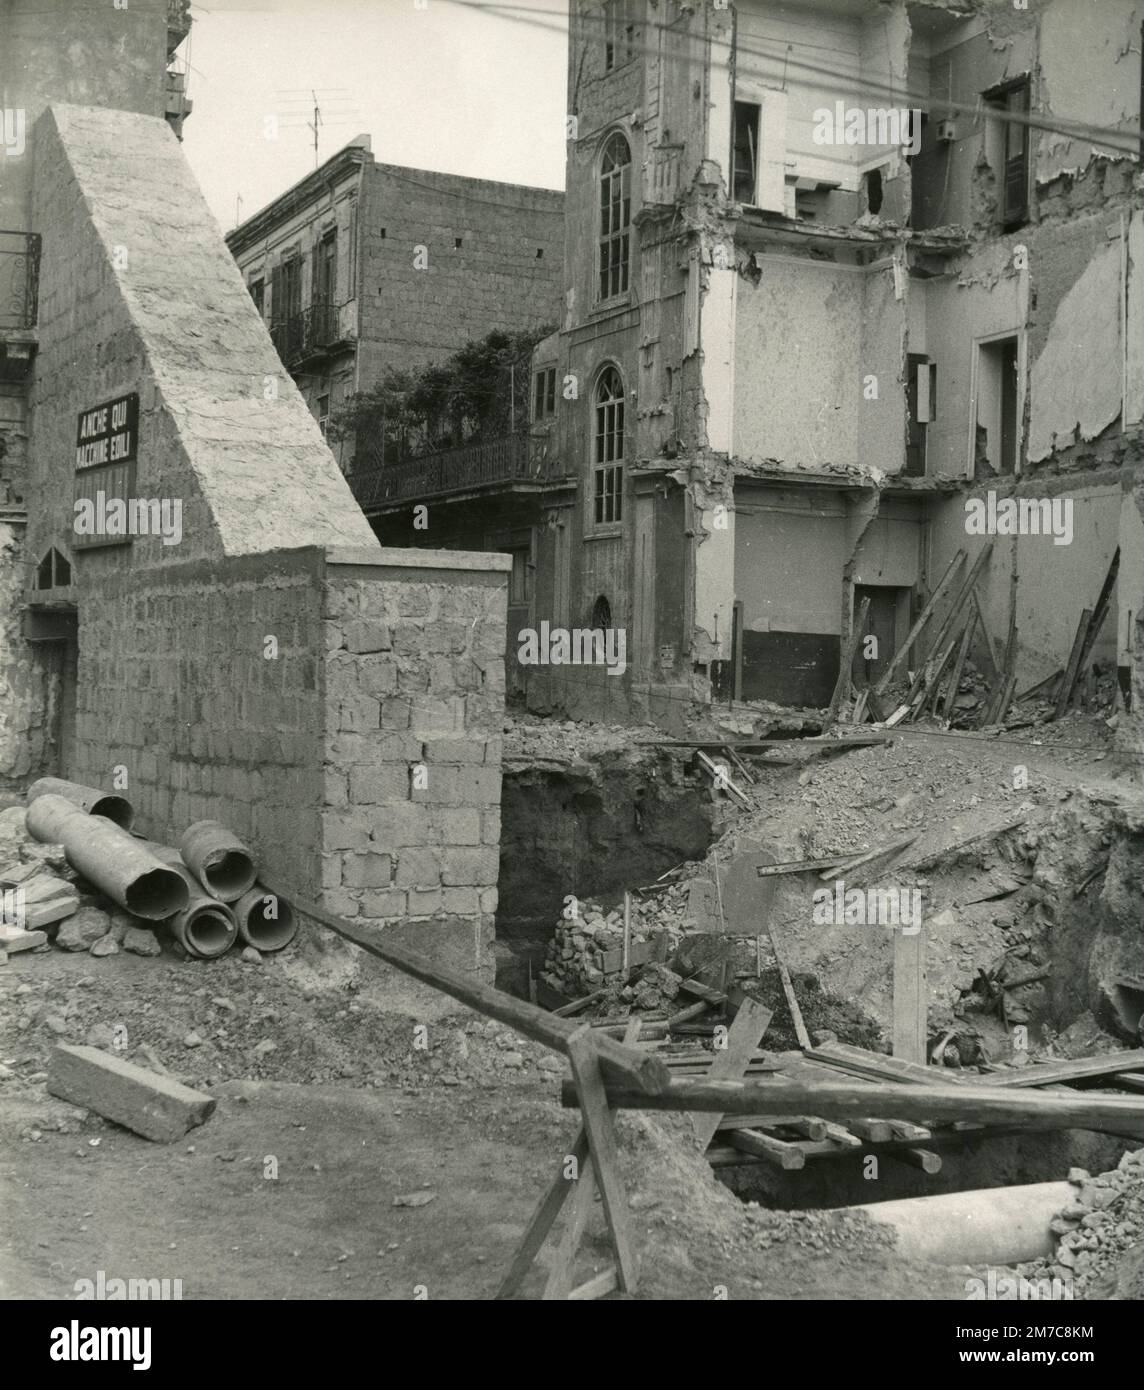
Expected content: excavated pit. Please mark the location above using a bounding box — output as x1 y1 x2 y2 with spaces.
496 753 720 994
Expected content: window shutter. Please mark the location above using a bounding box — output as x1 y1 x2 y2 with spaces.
757 88 788 213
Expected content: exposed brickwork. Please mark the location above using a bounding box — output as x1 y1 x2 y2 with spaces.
71 550 328 894
321 553 508 979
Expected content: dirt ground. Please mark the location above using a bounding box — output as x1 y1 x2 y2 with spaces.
3 707 1144 1301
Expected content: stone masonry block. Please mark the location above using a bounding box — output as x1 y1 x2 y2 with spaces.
342 853 395 888
430 808 482 845
395 848 442 889
423 738 485 765
344 620 392 654
441 847 499 887
360 889 408 918
322 813 371 853
349 765 410 804
367 804 434 849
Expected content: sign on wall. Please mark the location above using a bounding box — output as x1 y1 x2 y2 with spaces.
73 393 140 550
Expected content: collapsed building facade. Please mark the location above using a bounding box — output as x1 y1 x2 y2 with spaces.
0 1 509 978
479 0 1144 726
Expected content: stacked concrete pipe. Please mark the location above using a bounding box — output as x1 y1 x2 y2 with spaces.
25 796 186 920
138 841 238 960
27 777 135 831
179 821 258 903
233 886 297 953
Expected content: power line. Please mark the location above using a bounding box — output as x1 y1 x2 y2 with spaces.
446 0 1142 158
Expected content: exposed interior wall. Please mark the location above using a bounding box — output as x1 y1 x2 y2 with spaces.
928 482 1121 684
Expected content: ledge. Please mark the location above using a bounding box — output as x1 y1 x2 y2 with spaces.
325 546 512 573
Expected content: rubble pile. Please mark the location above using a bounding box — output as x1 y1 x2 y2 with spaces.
1003 1150 1144 1297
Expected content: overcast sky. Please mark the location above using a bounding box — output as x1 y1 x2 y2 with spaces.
181 0 568 233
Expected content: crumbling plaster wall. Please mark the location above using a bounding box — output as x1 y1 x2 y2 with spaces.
928 482 1121 683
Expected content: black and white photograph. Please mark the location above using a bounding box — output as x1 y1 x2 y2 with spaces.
1 0 1142 1344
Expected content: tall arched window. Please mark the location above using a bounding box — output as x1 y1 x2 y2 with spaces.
593 366 624 527
598 133 631 301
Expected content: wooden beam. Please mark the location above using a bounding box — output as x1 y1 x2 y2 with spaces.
497 1130 589 1299
824 595 871 733
691 998 773 1152
271 883 670 1096
893 923 927 1065
874 549 967 697
970 1050 1144 1089
769 922 811 1050
560 1075 1144 1139
1055 608 1093 719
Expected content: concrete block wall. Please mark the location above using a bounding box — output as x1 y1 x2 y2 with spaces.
321 548 509 978
357 164 564 380
70 550 328 893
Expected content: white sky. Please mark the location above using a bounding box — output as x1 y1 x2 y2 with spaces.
181 0 569 233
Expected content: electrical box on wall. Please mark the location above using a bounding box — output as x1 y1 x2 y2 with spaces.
936 119 957 143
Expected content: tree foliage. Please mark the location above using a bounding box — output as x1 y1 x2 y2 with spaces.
333 325 555 466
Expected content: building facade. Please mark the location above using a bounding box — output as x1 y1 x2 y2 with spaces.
514 0 1144 728
226 143 565 475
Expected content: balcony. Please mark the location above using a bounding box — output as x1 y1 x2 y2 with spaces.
349 432 568 511
270 299 355 370
167 0 192 56
0 231 41 382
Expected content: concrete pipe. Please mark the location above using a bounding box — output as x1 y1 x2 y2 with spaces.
234 886 297 953
27 777 135 831
851 1181 1074 1266
135 841 239 958
178 821 258 903
24 796 187 921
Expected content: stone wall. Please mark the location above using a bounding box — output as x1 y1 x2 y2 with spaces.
356 164 564 381
71 549 328 893
322 549 508 979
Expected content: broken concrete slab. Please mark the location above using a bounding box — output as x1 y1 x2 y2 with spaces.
23 898 79 930
54 906 110 951
48 1044 216 1143
0 925 47 953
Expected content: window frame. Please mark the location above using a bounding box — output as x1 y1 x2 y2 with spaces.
968 329 1026 479
985 76 1031 231
603 0 636 73
597 131 632 304
589 364 625 534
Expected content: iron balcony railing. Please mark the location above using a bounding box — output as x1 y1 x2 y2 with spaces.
0 231 41 333
270 299 350 366
349 432 568 509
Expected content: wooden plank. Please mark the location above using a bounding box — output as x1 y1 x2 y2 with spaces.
972 588 1001 681
756 853 864 878
553 989 608 1018
497 1129 587 1299
769 922 811 1050
893 921 927 1065
567 1267 618 1301
906 545 993 710
804 1040 952 1087
844 1117 894 1143
566 1028 639 1293
542 1151 598 1300
941 608 977 723
886 1147 942 1174
726 1127 806 1169
1066 548 1120 714
824 596 871 733
818 834 919 882
695 751 751 808
47 1044 215 1144
561 1075 1144 1139
1055 608 1093 719
691 997 773 1151
968 1050 1144 1088
874 549 967 697
271 883 670 1096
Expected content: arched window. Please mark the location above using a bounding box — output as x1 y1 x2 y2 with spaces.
598 133 631 301
593 366 624 527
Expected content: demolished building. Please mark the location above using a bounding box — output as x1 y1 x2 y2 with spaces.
469 0 1144 728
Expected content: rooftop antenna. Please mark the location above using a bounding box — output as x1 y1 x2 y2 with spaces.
307 90 323 167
